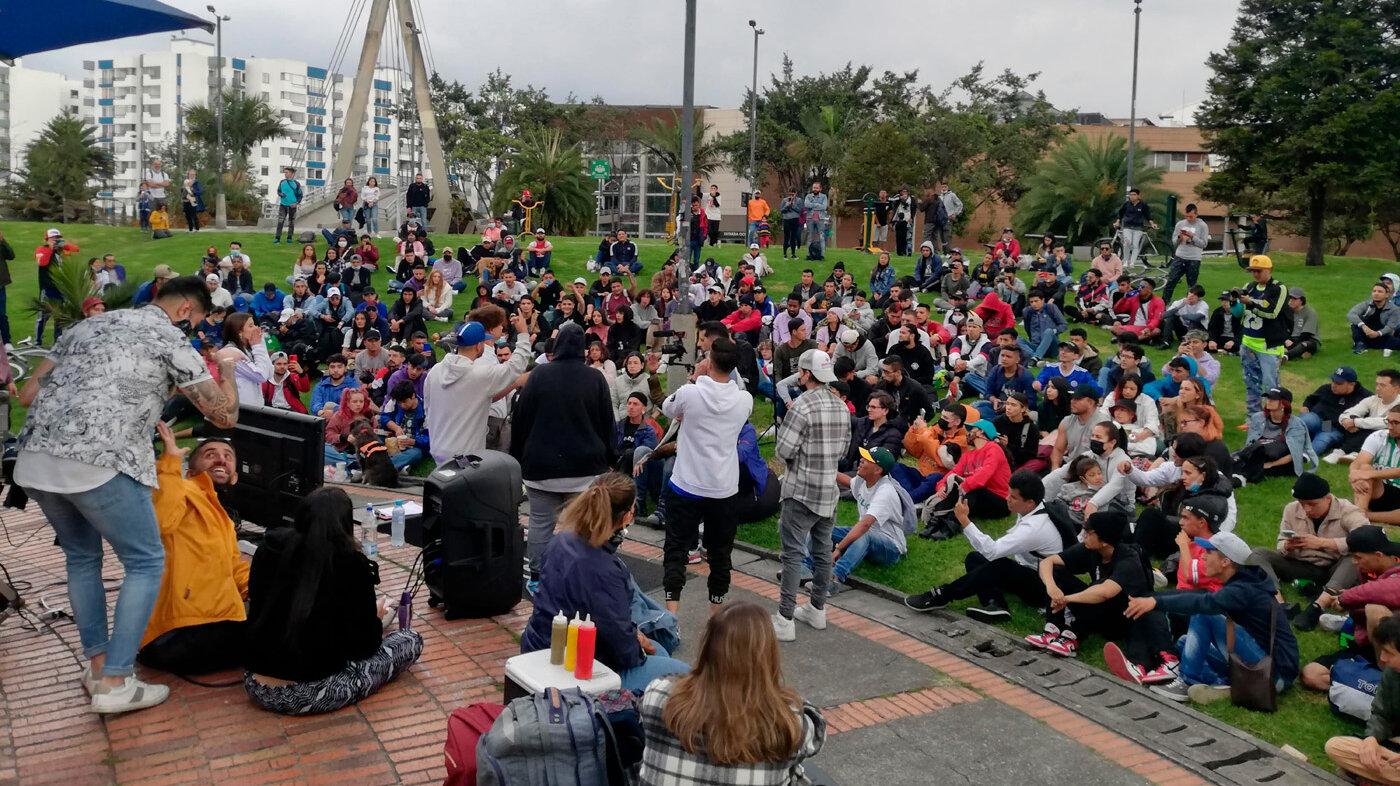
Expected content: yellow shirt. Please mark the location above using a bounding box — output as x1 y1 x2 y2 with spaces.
747 197 770 222
150 211 170 230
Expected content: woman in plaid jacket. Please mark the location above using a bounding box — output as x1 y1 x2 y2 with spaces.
639 602 826 785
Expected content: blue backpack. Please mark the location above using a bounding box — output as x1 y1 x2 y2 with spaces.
477 687 627 786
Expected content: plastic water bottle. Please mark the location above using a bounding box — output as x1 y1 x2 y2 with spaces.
390 500 406 547
360 504 379 558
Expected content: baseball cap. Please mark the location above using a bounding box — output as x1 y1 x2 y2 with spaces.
153 264 179 280
968 420 998 440
1287 286 1305 299
406 354 429 369
326 286 342 298
1057 341 1080 354
1291 472 1330 501
859 447 897 473
279 308 295 323
1185 329 1209 342
455 321 488 347
738 294 755 307
963 313 983 327
741 276 755 287
270 351 288 362
1347 526 1400 557
753 284 766 293
1069 384 1099 401
1194 532 1254 564
707 285 723 294
45 228 62 239
1219 289 1233 301
1082 512 1128 547
798 349 836 383
840 328 860 345
1264 386 1293 402
364 328 382 342
1331 366 1358 383
950 247 962 254
599 268 612 276
1109 398 1138 414
205 273 221 284
1248 255 1273 270
534 228 546 235
574 276 587 285
749 242 760 250
1180 500 1223 529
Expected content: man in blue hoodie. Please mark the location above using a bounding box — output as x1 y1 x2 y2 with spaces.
1125 530 1300 704
249 282 286 330
1020 289 1068 365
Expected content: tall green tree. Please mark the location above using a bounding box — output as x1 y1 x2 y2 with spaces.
490 128 595 235
632 108 725 192
184 90 289 184
1013 134 1166 245
1 113 113 222
834 123 928 207
1197 0 1400 266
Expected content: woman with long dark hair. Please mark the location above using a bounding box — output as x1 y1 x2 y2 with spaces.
1235 386 1316 483
388 287 427 341
1037 376 1073 436
219 312 273 405
342 310 371 352
638 601 824 783
521 474 687 694
243 487 422 715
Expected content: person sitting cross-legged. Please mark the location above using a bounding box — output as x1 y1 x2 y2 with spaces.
1128 531 1301 705
904 470 1066 623
1325 614 1400 785
378 380 429 472
1300 526 1400 693
1350 403 1400 525
137 425 249 675
801 448 912 602
1027 512 1173 672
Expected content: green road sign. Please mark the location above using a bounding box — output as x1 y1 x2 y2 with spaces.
589 159 611 179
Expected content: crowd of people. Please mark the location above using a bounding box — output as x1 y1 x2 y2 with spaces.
16 179 1400 783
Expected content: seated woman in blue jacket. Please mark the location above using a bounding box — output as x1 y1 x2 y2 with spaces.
1233 385 1317 485
522 473 689 693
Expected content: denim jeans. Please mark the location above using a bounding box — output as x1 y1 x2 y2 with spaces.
806 220 827 255
364 204 379 234
30 474 166 677
603 260 644 276
972 400 999 422
410 206 427 227
778 499 833 618
1019 330 1059 362
1351 325 1400 351
528 251 552 275
889 463 943 503
338 207 355 224
619 639 690 694
1240 344 1280 417
390 446 422 471
1178 614 1291 694
962 372 987 396
748 220 762 246
1121 228 1146 264
324 444 351 465
0 285 11 344
1299 411 1346 456
1161 256 1200 303
822 525 903 582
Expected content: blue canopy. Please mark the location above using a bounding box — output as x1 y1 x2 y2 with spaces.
0 0 213 63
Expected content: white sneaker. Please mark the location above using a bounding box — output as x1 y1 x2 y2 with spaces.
1385 349 1393 358
792 604 827 630
1152 569 1168 589
90 675 169 714
81 666 100 696
1342 452 1359 464
1323 448 1345 465
3 343 12 351
771 613 797 642
1320 613 1348 633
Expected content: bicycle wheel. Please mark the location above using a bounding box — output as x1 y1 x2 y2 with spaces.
8 358 27 382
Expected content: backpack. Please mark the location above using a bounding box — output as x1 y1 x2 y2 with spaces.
477 687 626 786
1329 655 1383 723
444 703 505 786
807 240 824 261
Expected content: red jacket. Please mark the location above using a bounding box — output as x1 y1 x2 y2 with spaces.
1339 563 1400 647
35 242 79 267
974 292 1016 334
918 320 952 346
722 308 762 334
993 238 1021 261
939 440 1010 498
1112 292 1165 330
261 373 310 414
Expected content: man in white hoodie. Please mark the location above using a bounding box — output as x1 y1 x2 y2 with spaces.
423 305 531 464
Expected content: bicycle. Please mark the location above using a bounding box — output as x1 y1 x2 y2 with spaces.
1096 228 1168 288
7 336 51 382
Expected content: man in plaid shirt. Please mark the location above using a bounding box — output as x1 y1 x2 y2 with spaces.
773 349 852 641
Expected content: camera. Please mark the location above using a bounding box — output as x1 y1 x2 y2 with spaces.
654 329 687 359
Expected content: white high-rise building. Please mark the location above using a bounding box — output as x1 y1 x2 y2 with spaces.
0 60 82 177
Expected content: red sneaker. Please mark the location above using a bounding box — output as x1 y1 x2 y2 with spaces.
1103 642 1141 684
1045 630 1079 658
1024 623 1062 650
1138 663 1178 685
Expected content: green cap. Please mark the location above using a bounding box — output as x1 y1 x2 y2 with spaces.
859 447 897 473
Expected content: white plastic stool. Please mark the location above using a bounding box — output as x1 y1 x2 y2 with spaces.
502 649 622 702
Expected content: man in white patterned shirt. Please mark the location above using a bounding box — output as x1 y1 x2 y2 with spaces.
773 349 852 641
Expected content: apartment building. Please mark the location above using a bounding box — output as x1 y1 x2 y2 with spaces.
0 60 82 176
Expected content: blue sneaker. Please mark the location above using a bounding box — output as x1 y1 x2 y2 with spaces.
526 579 540 596
272 237 281 245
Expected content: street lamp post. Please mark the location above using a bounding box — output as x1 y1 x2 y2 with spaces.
1125 0 1142 193
207 5 229 229
747 19 764 192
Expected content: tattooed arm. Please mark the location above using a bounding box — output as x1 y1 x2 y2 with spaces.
184 358 240 429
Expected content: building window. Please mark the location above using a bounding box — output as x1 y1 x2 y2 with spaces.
261 166 269 176
143 66 160 79
1152 151 1208 173
262 72 271 85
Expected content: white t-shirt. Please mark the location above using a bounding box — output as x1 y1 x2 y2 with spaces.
850 475 908 555
492 280 528 304
145 167 170 198
662 375 752 498
1362 430 1400 487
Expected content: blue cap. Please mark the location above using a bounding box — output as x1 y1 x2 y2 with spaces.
455 321 488 346
1332 366 1358 383
969 420 997 440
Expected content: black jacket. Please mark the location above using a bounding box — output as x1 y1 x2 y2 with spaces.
846 418 905 468
993 414 1040 468
1154 565 1299 683
510 323 616 482
1303 382 1372 426
876 376 933 431
1118 199 1151 229
607 320 642 362
243 528 382 682
0 237 13 287
406 182 431 207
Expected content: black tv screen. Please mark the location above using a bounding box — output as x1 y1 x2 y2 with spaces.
227 404 325 528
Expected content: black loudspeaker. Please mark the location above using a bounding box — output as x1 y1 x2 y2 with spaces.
422 452 524 619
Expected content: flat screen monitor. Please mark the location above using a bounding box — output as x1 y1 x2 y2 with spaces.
227 404 324 529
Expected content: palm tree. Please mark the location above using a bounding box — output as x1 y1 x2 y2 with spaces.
491 128 596 235
786 104 863 190
632 108 725 188
1 113 113 222
29 252 136 332
185 90 290 182
1013 134 1167 246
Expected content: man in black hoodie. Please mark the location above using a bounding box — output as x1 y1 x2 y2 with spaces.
510 322 617 591
1126 530 1300 704
406 173 430 227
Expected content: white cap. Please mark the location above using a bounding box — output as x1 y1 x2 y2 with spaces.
279 308 295 323
205 273 221 284
45 228 61 239
749 242 760 249
840 328 860 345
326 286 342 297
798 349 836 383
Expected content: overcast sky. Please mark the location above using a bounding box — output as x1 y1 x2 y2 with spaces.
22 0 1240 120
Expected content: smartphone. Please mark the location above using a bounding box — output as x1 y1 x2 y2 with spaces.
289 354 298 364
1280 529 1297 538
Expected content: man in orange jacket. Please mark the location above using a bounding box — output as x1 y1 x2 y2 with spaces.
136 423 250 675
892 401 975 503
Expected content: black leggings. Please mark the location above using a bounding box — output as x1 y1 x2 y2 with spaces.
662 489 739 603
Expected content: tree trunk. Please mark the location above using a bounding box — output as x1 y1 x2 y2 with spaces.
1306 182 1326 266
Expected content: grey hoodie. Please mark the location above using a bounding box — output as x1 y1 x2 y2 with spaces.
833 335 880 379
423 330 533 463
1171 218 1211 260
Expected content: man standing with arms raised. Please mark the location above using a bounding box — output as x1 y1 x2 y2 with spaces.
17 275 238 714
424 305 531 463
660 338 753 616
773 349 853 641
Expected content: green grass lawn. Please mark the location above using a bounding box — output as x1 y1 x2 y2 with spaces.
4 218 1397 768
